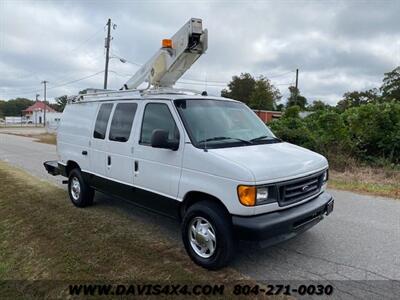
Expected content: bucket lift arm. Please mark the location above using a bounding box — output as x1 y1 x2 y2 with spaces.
122 18 208 90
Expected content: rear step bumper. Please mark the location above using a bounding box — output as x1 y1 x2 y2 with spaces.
43 160 61 176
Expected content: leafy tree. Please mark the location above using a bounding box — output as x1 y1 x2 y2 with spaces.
0 100 5 118
276 103 284 111
0 98 34 117
286 86 307 109
283 105 301 118
221 73 281 110
336 89 379 111
268 66 400 168
343 102 400 163
221 73 256 106
269 105 315 150
380 66 400 101
308 100 331 111
306 110 353 163
249 76 281 110
54 95 68 112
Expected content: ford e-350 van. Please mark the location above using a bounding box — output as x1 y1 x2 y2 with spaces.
44 89 334 270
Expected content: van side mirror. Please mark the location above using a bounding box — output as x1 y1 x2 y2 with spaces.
151 129 179 151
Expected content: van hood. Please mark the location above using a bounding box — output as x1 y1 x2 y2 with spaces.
209 142 328 183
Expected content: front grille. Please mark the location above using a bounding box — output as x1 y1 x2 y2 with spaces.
277 171 324 206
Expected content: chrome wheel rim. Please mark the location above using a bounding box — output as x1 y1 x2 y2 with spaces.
70 177 81 201
188 216 216 258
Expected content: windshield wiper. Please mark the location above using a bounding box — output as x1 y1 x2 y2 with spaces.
250 135 282 143
198 136 253 145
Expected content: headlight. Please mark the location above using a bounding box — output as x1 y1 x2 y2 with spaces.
238 185 276 206
256 187 269 203
323 169 329 182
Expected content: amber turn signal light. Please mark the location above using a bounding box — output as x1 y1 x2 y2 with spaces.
162 39 173 48
237 185 256 206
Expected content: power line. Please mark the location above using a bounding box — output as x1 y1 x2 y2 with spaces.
110 49 142 67
69 26 105 54
181 76 227 85
1 84 41 93
176 80 227 87
266 70 294 78
109 68 290 88
1 28 105 93
47 71 104 90
1 71 105 99
108 70 227 87
0 87 42 97
109 70 131 77
272 82 294 86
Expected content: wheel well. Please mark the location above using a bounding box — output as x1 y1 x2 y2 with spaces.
180 191 230 220
66 161 80 176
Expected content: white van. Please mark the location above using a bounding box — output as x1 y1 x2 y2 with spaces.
44 89 334 269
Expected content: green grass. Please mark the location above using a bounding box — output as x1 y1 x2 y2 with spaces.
34 133 57 145
330 168 400 199
1 132 57 145
329 179 400 199
0 161 250 298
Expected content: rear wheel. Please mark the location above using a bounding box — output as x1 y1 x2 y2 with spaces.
68 168 94 207
182 200 235 270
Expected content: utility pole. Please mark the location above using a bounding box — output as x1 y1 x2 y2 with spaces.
35 94 40 127
294 68 299 106
41 80 48 127
104 18 112 89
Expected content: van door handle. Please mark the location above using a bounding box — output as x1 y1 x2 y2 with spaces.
107 155 111 166
134 160 139 172
82 150 88 156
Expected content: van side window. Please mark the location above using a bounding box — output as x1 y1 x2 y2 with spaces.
93 103 113 139
109 103 138 142
140 103 179 145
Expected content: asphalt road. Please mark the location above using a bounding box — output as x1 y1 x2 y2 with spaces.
1 133 399 298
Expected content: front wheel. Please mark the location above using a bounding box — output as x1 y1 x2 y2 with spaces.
182 201 235 270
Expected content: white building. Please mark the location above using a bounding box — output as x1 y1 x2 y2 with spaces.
22 101 57 125
45 112 62 132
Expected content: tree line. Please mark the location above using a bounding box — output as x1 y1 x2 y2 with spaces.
0 96 68 118
221 67 400 168
221 66 400 112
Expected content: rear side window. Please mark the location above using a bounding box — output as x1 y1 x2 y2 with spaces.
109 103 138 142
140 103 179 145
93 103 113 139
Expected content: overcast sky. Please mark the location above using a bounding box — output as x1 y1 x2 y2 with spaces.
1 0 399 105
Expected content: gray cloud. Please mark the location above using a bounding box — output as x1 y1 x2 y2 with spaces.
0 0 399 105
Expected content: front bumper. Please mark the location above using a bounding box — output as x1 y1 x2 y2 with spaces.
232 191 334 247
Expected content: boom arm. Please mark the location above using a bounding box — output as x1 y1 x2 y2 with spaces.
122 18 208 90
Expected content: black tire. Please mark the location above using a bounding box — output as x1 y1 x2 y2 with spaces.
182 200 235 270
67 168 94 207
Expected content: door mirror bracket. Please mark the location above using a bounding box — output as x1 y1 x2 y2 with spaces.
151 129 179 151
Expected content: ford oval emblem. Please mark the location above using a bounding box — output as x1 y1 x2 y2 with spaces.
302 185 311 192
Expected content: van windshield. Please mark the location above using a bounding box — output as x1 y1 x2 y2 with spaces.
174 99 279 149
